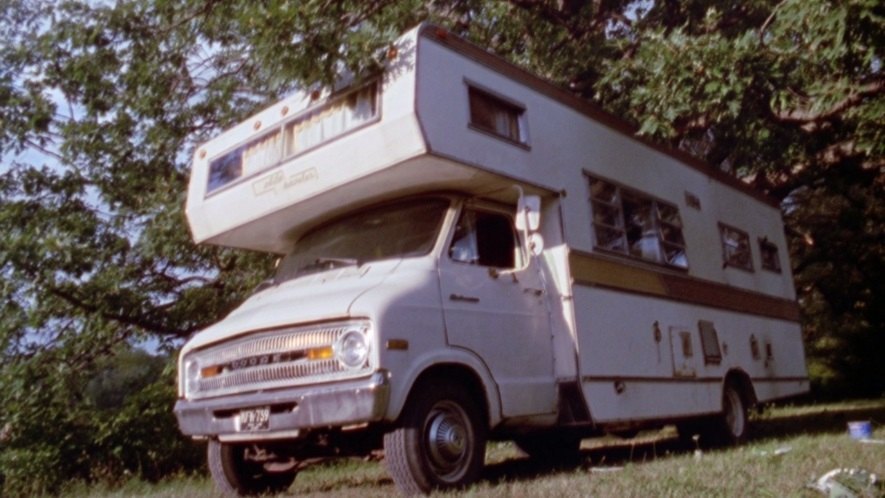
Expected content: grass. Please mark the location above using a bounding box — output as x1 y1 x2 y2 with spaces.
60 398 885 497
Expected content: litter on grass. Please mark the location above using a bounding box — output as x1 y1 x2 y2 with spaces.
589 466 623 473
847 421 873 440
754 446 792 457
808 468 883 498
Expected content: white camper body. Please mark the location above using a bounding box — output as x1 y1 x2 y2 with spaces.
175 24 808 495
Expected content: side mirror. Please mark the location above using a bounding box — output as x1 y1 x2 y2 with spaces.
515 195 541 232
528 232 544 256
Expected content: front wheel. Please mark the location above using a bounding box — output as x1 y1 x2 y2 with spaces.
207 440 296 497
384 382 487 494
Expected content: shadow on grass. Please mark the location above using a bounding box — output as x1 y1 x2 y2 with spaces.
480 399 885 486
752 401 885 441
482 437 687 486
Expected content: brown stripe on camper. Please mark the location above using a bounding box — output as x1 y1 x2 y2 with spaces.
569 251 801 322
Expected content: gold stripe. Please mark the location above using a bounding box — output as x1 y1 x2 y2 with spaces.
569 252 668 296
569 252 801 322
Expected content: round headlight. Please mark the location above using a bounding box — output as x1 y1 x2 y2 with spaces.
335 330 369 369
184 358 201 395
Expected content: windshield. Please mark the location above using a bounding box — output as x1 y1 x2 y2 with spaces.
275 198 450 283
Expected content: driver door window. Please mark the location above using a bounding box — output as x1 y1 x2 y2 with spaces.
449 209 518 268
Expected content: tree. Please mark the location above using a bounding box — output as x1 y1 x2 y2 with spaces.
1 0 882 492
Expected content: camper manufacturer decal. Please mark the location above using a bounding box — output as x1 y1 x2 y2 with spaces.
252 167 319 196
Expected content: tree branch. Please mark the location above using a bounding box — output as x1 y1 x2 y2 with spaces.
23 139 64 162
772 80 884 127
758 0 788 44
46 285 193 337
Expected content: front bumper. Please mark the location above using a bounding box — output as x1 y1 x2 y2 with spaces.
174 370 390 442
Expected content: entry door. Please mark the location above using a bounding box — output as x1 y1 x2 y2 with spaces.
439 205 556 417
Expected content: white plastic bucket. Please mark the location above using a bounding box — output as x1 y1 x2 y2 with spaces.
847 420 872 440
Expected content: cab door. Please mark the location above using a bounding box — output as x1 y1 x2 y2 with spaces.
439 202 556 418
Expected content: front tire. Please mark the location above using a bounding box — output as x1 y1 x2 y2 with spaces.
207 440 296 497
384 382 487 494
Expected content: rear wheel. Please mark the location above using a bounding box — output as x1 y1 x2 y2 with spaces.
207 440 296 496
678 382 749 447
384 382 487 494
718 382 749 444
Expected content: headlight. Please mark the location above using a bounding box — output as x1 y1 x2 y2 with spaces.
334 328 369 369
184 357 201 396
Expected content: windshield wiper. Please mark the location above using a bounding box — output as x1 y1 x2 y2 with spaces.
302 257 361 272
279 257 362 283
316 257 360 267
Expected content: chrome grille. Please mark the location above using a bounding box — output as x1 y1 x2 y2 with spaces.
185 321 371 400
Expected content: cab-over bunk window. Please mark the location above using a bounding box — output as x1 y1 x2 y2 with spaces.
207 81 379 194
588 175 688 268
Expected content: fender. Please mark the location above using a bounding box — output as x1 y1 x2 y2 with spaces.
384 346 503 428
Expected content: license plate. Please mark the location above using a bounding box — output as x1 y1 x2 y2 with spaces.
236 406 270 432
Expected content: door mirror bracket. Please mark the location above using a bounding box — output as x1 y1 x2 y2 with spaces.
488 267 519 282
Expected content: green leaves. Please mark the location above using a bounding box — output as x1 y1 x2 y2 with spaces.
0 0 882 492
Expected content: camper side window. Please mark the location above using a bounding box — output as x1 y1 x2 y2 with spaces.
588 176 688 268
719 223 753 271
468 86 526 144
759 238 782 273
449 209 519 268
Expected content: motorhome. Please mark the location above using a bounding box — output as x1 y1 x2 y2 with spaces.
174 23 808 496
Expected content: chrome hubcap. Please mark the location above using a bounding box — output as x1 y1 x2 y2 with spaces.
425 401 471 480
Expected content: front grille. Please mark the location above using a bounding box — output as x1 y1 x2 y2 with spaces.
185 321 371 400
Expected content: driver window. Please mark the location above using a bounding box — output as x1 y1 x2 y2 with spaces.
449 208 518 268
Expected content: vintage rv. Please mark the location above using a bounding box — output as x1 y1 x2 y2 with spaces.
174 24 808 495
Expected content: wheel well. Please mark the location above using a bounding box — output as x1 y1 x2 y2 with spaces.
407 364 490 426
724 369 757 408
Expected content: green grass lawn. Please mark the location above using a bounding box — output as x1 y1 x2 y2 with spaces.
60 398 885 497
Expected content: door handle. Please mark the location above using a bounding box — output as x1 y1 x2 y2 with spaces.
450 294 480 303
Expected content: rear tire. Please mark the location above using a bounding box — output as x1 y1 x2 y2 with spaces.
384 382 487 494
718 382 749 444
207 440 296 496
678 383 749 447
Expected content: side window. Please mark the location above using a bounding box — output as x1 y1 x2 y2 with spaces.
449 209 518 268
759 238 782 273
719 223 753 271
588 175 688 268
467 86 527 144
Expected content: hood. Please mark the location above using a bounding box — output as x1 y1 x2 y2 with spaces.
181 260 401 354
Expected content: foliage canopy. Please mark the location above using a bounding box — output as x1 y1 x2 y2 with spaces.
0 0 881 493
